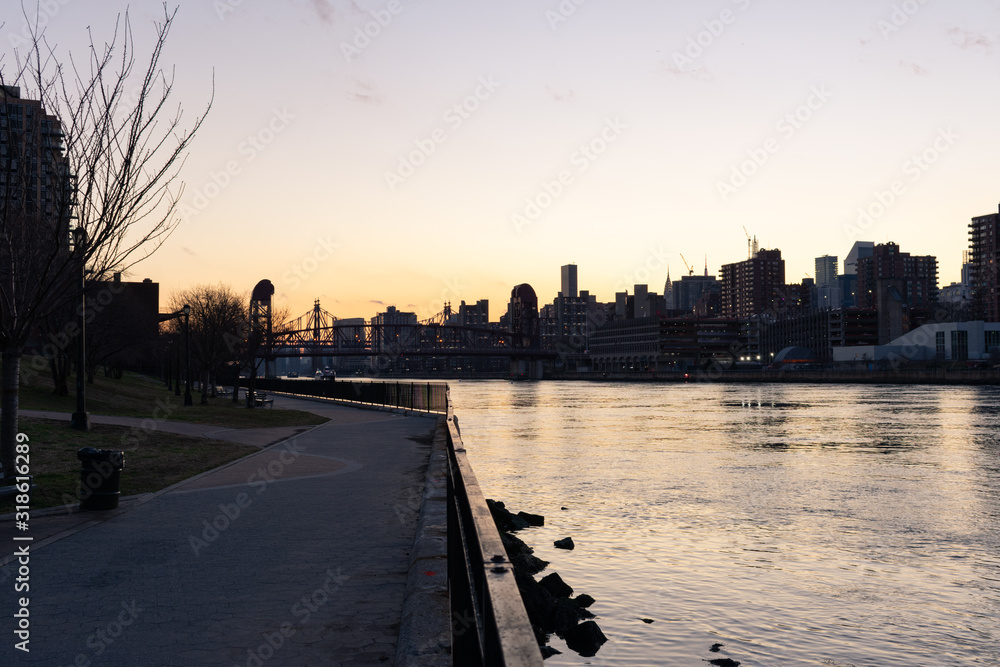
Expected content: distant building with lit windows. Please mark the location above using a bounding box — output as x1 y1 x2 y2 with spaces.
970 206 1000 322
720 248 785 318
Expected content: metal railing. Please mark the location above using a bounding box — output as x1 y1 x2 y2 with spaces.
245 378 541 665
247 378 449 413
446 389 542 667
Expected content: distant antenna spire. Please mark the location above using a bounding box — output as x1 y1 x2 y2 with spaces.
664 267 673 309
704 254 708 276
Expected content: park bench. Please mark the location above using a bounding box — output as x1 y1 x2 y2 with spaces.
0 478 34 502
253 392 274 409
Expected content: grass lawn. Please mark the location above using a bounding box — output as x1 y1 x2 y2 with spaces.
0 358 330 512
14 357 328 429
1 417 260 511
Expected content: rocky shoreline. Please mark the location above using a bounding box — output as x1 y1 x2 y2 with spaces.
486 499 608 659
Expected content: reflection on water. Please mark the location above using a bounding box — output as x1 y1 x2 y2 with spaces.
448 381 1000 667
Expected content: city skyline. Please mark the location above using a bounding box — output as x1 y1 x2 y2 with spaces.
11 0 1000 320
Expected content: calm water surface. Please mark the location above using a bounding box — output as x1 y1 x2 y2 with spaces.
447 381 1000 667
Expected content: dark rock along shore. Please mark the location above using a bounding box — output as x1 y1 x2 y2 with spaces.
487 499 608 659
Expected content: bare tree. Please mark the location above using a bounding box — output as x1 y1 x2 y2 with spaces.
165 284 246 405
0 4 211 481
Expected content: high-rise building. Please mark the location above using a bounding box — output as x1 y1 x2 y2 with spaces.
372 306 418 354
549 265 600 352
855 242 937 311
843 242 875 276
815 255 838 287
560 264 578 299
969 206 1000 321
1 85 73 274
634 284 649 318
458 300 489 327
669 275 719 313
720 248 786 319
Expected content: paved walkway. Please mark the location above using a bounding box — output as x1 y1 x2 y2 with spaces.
1 396 440 665
19 408 319 448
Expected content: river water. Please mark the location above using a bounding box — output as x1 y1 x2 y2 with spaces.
446 380 1000 667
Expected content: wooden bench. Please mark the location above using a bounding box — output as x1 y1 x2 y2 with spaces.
253 392 274 409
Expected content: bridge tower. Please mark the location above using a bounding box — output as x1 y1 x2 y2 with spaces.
307 299 326 374
249 279 275 378
507 284 543 379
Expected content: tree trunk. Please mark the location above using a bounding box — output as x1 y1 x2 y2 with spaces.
200 369 209 405
232 363 243 404
1 350 21 483
49 352 70 396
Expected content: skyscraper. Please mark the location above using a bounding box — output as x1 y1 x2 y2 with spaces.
843 242 875 276
560 264 578 299
969 206 1000 321
0 85 73 263
815 255 838 287
663 267 673 309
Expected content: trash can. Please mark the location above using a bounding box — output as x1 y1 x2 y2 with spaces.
78 448 125 510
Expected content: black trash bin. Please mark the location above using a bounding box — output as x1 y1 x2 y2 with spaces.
78 448 125 510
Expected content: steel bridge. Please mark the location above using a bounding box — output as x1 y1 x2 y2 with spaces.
265 300 553 360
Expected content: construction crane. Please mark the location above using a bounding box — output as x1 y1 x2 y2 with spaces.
680 254 694 276
742 226 759 259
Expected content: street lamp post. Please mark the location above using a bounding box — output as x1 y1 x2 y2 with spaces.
70 227 90 431
180 304 193 406
182 304 193 406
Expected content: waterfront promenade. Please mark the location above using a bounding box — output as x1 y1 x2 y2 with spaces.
0 396 445 665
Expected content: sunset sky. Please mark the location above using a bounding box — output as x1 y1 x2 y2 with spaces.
9 0 1000 321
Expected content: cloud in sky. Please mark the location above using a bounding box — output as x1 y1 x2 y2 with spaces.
899 60 929 75
546 84 575 102
305 0 364 25
947 27 999 53
345 76 381 103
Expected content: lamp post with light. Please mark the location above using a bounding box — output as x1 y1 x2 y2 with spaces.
70 227 90 431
